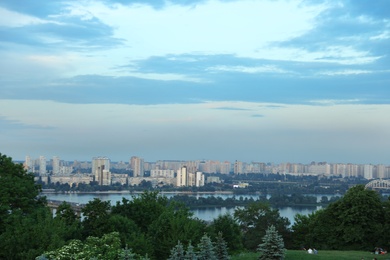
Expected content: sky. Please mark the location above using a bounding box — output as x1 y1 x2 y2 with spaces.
1 0 389 164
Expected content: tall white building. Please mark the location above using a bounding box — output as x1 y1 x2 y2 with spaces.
39 156 46 175
176 166 188 187
195 171 205 187
92 157 111 185
52 156 60 175
364 164 374 179
377 164 385 179
131 156 144 177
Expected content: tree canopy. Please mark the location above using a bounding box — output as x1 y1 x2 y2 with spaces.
292 185 388 250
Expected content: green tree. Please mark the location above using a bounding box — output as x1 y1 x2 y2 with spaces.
1 207 66 260
111 191 169 233
0 154 61 259
197 234 217 260
208 214 242 253
381 196 390 248
257 225 286 260
54 202 82 240
185 242 197 260
234 202 290 250
291 213 313 249
168 241 186 260
214 232 230 260
291 185 386 250
82 198 112 238
332 185 384 249
149 203 206 259
0 153 45 232
108 214 153 257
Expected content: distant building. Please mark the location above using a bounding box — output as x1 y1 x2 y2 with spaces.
364 164 374 180
195 171 205 187
207 176 221 184
52 156 60 175
308 162 330 175
131 156 144 177
92 157 111 185
234 160 243 174
24 155 33 172
176 166 188 187
151 169 175 178
50 173 93 186
39 156 46 175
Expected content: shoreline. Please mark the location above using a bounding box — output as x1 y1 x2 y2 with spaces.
41 190 236 195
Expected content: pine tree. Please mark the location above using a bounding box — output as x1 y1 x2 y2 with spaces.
214 232 230 260
197 234 217 260
185 242 197 260
257 225 286 260
119 245 137 260
168 241 186 260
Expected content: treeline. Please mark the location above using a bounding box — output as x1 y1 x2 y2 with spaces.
2 153 390 259
168 193 342 208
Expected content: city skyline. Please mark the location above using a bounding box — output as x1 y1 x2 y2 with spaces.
1 0 389 164
23 154 390 181
23 154 390 167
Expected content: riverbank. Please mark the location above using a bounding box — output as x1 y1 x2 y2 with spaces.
41 189 235 195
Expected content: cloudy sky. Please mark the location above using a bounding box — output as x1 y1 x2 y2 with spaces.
1 0 389 164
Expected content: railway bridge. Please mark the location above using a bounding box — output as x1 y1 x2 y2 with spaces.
365 179 390 190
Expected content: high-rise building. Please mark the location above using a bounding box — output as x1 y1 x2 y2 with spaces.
24 155 33 172
220 161 231 174
39 156 46 175
52 156 60 175
364 164 374 179
195 171 205 187
131 156 144 177
176 166 188 187
234 160 243 174
377 164 385 179
92 157 111 185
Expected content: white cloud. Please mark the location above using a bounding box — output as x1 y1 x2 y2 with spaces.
121 72 205 82
207 65 289 74
309 99 362 105
67 0 325 60
317 69 373 76
0 7 47 27
370 31 390 40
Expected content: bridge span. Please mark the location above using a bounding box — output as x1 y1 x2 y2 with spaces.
365 179 390 190
46 200 85 217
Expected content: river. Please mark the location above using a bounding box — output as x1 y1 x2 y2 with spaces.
44 192 328 225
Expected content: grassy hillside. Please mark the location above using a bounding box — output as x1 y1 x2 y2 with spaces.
232 250 389 260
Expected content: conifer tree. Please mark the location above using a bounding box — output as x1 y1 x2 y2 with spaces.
197 234 217 260
214 232 230 260
119 245 137 260
185 242 197 260
257 225 286 260
168 241 186 260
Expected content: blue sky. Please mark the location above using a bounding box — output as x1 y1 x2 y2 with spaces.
1 0 389 164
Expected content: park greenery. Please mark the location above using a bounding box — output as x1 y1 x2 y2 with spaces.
1 153 390 259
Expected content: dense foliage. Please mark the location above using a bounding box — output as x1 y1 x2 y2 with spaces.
292 185 390 251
